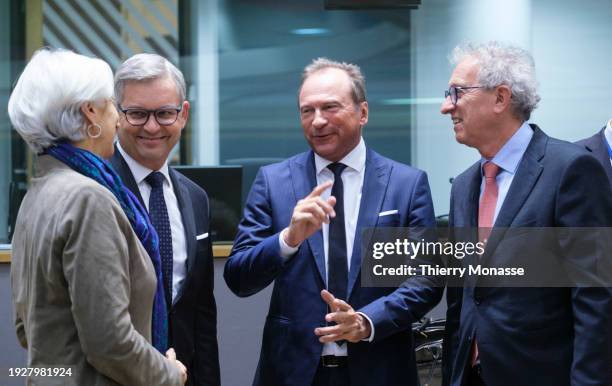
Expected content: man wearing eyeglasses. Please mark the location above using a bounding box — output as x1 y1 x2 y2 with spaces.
440 42 612 386
110 53 220 386
225 58 443 386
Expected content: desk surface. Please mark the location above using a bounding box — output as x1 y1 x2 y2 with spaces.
0 244 232 264
0 250 9 263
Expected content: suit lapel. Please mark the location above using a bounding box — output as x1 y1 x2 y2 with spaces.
591 129 612 184
290 152 326 284
481 125 546 261
456 163 481 228
454 163 481 286
109 146 146 208
169 169 197 305
347 149 390 299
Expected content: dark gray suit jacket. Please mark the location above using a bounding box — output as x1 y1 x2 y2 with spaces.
444 125 612 386
576 127 612 185
110 148 220 386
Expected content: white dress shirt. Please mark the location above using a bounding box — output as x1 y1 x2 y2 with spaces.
279 137 369 356
117 143 187 302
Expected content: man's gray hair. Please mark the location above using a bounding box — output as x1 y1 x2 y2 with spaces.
7 48 113 153
300 57 367 104
451 41 541 121
114 53 186 105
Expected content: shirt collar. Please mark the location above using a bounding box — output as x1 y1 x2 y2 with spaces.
116 141 171 186
480 121 533 175
314 137 366 175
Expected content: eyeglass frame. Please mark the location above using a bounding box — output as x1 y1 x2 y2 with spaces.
444 85 487 105
118 104 183 126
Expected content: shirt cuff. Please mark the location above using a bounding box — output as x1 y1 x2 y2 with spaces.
357 312 375 342
278 228 300 260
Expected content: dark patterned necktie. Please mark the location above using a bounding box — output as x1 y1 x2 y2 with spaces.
327 162 348 347
327 162 348 301
146 171 173 309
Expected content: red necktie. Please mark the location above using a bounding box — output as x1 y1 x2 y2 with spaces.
471 161 500 367
478 161 500 241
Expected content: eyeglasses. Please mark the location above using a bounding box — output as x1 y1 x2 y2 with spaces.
119 105 183 126
444 85 486 105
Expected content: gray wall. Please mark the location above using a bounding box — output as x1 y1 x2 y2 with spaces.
213 259 270 386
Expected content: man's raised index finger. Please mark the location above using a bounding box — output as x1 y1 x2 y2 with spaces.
307 181 333 199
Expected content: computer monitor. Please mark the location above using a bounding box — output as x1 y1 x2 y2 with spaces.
173 165 242 243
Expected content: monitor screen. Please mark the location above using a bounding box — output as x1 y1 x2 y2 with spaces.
173 165 242 243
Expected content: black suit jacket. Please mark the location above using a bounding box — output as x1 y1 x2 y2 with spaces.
444 125 612 386
576 127 612 185
110 149 220 386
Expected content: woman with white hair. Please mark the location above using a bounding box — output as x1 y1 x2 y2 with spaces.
8 48 187 386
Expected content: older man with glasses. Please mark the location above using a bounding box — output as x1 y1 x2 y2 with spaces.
440 41 612 386
110 53 220 386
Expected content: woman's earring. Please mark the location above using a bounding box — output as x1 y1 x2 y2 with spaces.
87 123 102 138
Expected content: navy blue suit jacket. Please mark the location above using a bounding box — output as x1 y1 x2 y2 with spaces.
444 125 612 386
110 149 220 386
576 127 612 186
224 147 443 386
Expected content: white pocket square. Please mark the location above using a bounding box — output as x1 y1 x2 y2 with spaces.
378 209 399 217
196 232 209 240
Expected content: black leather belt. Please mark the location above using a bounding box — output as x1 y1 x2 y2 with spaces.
321 355 348 368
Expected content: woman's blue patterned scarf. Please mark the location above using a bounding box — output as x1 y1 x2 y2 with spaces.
46 141 168 353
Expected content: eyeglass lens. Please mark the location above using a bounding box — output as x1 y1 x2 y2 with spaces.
445 87 458 104
125 109 179 126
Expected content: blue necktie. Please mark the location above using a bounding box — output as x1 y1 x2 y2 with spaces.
146 171 173 309
327 163 348 302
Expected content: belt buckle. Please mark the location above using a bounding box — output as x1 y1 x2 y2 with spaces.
321 355 339 368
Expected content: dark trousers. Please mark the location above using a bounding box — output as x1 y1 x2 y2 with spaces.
311 360 350 386
463 364 486 386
